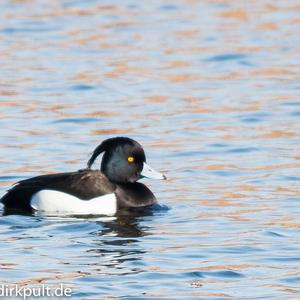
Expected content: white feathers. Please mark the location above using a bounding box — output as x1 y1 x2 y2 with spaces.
30 190 117 216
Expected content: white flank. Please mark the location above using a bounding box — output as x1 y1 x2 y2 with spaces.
30 190 117 216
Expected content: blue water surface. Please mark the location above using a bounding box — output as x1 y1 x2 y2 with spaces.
1 0 300 299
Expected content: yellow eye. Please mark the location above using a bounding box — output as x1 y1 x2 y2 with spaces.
127 156 135 163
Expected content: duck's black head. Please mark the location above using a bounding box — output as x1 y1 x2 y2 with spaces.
87 137 166 183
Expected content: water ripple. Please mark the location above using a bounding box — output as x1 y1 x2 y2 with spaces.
206 53 248 62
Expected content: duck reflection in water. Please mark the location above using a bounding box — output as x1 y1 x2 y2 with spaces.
86 206 165 274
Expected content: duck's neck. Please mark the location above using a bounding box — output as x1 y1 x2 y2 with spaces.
115 182 156 208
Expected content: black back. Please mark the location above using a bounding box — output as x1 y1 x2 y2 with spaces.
1 170 115 212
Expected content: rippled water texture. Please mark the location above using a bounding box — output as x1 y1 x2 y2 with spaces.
1 0 300 299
